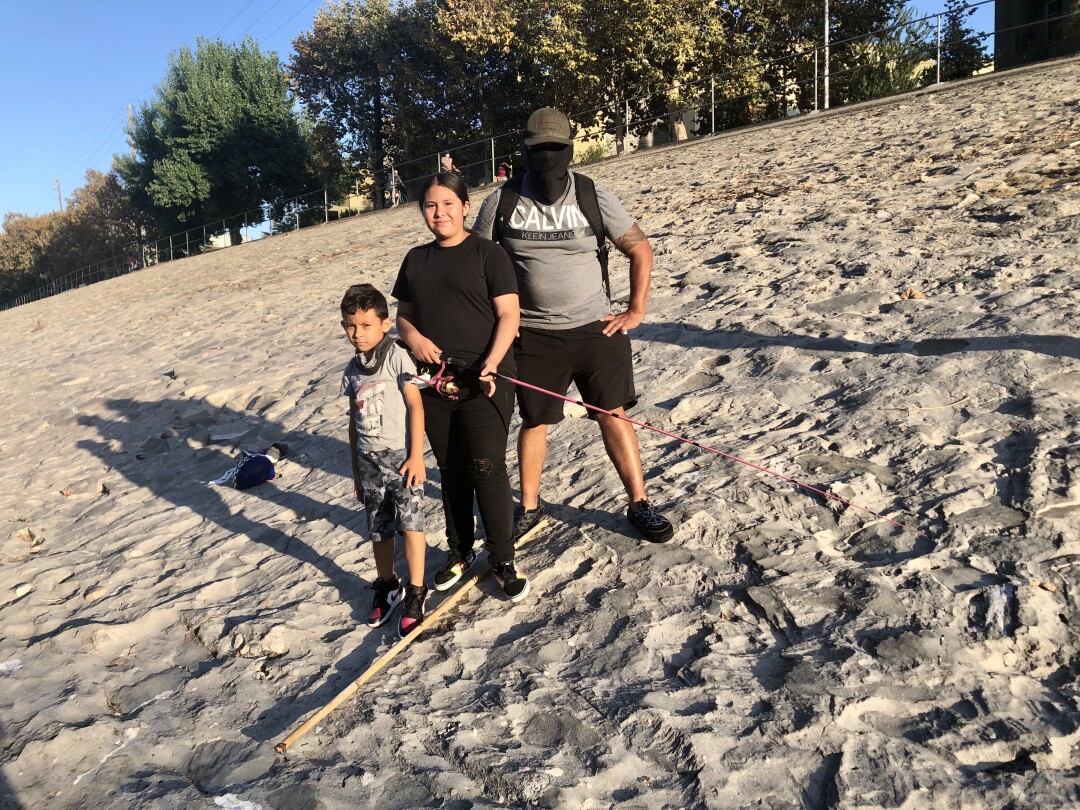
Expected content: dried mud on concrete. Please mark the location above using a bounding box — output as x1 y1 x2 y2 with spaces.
1 57 1078 808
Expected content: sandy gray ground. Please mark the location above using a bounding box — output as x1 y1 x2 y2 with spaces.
1 57 1078 809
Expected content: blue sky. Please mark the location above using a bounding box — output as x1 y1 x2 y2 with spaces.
0 1 995 226
0 0 322 223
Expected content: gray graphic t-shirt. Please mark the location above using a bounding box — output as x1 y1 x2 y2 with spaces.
473 174 634 329
340 342 416 454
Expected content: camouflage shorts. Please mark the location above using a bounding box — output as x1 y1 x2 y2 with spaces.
356 448 426 540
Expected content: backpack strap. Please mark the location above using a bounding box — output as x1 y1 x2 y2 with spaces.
572 172 611 301
492 174 525 245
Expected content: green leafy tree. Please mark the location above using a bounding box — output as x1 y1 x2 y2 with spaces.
695 2 795 130
387 0 517 171
290 0 393 203
438 0 745 150
837 5 933 103
304 116 352 200
118 38 316 246
289 0 938 188
290 0 492 198
0 212 65 300
939 0 988 82
438 1 923 142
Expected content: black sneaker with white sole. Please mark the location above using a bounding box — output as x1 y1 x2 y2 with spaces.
493 560 530 602
433 549 476 592
512 501 547 541
627 500 675 543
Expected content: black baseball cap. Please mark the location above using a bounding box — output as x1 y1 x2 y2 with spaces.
524 107 573 146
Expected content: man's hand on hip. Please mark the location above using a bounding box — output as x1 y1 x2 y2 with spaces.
600 309 644 336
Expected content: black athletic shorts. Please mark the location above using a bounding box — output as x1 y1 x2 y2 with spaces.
513 321 637 425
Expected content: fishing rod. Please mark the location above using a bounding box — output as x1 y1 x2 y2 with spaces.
421 357 925 538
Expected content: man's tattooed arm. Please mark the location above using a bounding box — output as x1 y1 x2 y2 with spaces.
612 223 648 256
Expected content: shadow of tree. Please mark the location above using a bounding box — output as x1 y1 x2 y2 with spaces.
73 394 447 743
633 321 1080 360
0 719 23 809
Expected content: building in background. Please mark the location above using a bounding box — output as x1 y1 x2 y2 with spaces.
996 0 1080 68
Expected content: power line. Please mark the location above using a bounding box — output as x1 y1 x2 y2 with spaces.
214 0 260 41
24 183 57 217
230 0 289 44
259 0 321 48
53 108 124 180
55 128 129 198
65 132 129 184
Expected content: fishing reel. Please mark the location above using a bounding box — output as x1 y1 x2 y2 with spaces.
432 376 462 400
419 358 465 400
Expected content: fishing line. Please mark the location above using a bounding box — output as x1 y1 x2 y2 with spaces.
422 357 925 538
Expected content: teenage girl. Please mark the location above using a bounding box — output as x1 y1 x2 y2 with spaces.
392 172 529 601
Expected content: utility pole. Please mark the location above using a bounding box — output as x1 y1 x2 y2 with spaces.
824 0 830 110
127 104 135 158
55 178 63 212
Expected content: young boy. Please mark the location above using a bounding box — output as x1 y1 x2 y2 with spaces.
340 283 428 638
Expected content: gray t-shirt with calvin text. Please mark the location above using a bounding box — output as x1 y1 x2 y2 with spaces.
472 174 635 329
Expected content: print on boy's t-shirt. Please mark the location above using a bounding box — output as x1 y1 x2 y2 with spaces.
352 380 387 441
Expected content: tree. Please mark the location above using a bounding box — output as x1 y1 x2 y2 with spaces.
290 0 489 198
837 5 934 103
118 38 316 246
290 0 393 203
288 0 938 191
939 0 987 82
0 212 65 300
57 170 142 270
0 169 143 305
303 116 352 200
438 0 746 150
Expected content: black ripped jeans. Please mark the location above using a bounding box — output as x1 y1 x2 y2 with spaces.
422 377 516 565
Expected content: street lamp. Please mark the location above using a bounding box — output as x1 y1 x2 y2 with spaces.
824 0 830 110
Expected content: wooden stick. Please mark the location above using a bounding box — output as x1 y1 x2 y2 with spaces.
275 518 548 754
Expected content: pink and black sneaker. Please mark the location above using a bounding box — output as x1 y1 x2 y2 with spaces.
366 577 402 628
398 583 428 639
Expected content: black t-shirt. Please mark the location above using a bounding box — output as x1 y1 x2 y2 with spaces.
392 233 518 375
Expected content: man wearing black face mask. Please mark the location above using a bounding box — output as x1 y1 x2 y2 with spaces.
473 107 674 544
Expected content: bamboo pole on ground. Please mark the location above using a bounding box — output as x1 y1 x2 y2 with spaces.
275 519 549 754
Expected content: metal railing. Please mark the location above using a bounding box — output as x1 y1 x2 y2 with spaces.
4 1 1077 312
143 188 336 264
376 1 1075 198
2 188 340 310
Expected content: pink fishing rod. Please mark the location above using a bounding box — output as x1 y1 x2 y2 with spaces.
497 369 925 538
505 373 920 540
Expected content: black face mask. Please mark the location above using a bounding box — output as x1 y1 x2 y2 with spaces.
525 143 573 205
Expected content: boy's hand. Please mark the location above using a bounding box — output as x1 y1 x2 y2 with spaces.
399 457 426 489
